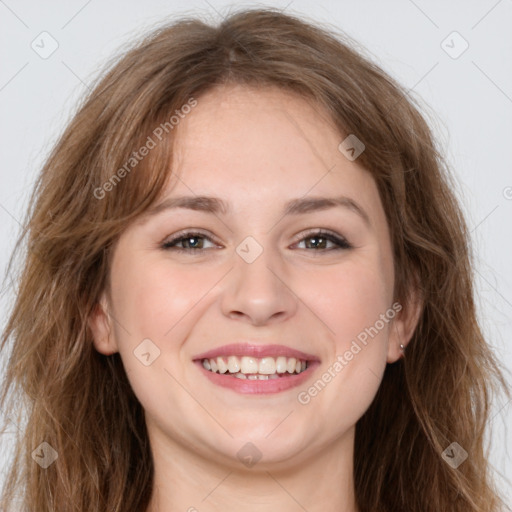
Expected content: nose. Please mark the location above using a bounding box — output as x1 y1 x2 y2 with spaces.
220 240 298 326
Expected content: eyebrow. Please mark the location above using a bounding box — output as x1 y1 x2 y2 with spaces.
144 195 371 226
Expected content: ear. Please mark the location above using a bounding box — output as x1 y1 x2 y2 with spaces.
386 286 422 363
88 292 118 356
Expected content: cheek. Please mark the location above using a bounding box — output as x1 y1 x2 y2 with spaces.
295 262 392 429
305 257 392 345
112 254 211 339
108 256 211 412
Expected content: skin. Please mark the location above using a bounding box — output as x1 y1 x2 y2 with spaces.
89 83 421 512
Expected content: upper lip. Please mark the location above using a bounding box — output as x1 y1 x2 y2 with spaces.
193 342 320 362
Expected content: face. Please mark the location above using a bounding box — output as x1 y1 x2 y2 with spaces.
89 84 418 471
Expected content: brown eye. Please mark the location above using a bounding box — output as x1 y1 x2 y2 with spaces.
162 232 217 251
294 230 352 251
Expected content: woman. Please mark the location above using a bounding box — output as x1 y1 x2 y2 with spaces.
1 7 510 512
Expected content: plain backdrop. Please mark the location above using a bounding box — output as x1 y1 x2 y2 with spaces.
1 0 511 506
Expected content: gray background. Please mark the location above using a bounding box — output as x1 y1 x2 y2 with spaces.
1 0 511 505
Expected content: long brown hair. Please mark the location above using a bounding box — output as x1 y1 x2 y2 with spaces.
1 7 510 511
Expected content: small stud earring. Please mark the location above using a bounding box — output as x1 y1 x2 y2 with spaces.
399 343 405 351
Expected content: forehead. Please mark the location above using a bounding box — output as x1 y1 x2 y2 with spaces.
172 84 340 164
165 84 379 208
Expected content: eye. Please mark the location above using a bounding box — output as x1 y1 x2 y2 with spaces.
161 230 218 252
161 229 352 253
292 230 352 251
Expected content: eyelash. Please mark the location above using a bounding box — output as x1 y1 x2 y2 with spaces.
161 229 352 253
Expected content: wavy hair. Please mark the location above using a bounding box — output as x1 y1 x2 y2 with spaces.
1 7 510 512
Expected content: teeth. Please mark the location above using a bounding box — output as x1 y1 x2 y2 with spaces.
201 355 309 376
259 357 276 374
240 356 259 374
217 357 228 374
276 356 287 373
227 356 240 373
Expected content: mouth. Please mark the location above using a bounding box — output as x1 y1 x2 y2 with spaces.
199 355 309 379
192 343 320 394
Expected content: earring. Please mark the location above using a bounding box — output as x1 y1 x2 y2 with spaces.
399 343 405 351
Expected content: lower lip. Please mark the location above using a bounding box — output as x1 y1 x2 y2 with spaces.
194 360 320 394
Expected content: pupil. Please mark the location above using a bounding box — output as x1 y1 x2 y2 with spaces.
308 236 324 249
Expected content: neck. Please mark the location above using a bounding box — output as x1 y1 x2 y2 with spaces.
145 424 359 512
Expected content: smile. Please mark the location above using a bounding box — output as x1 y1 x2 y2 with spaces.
193 342 320 394
201 355 308 379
